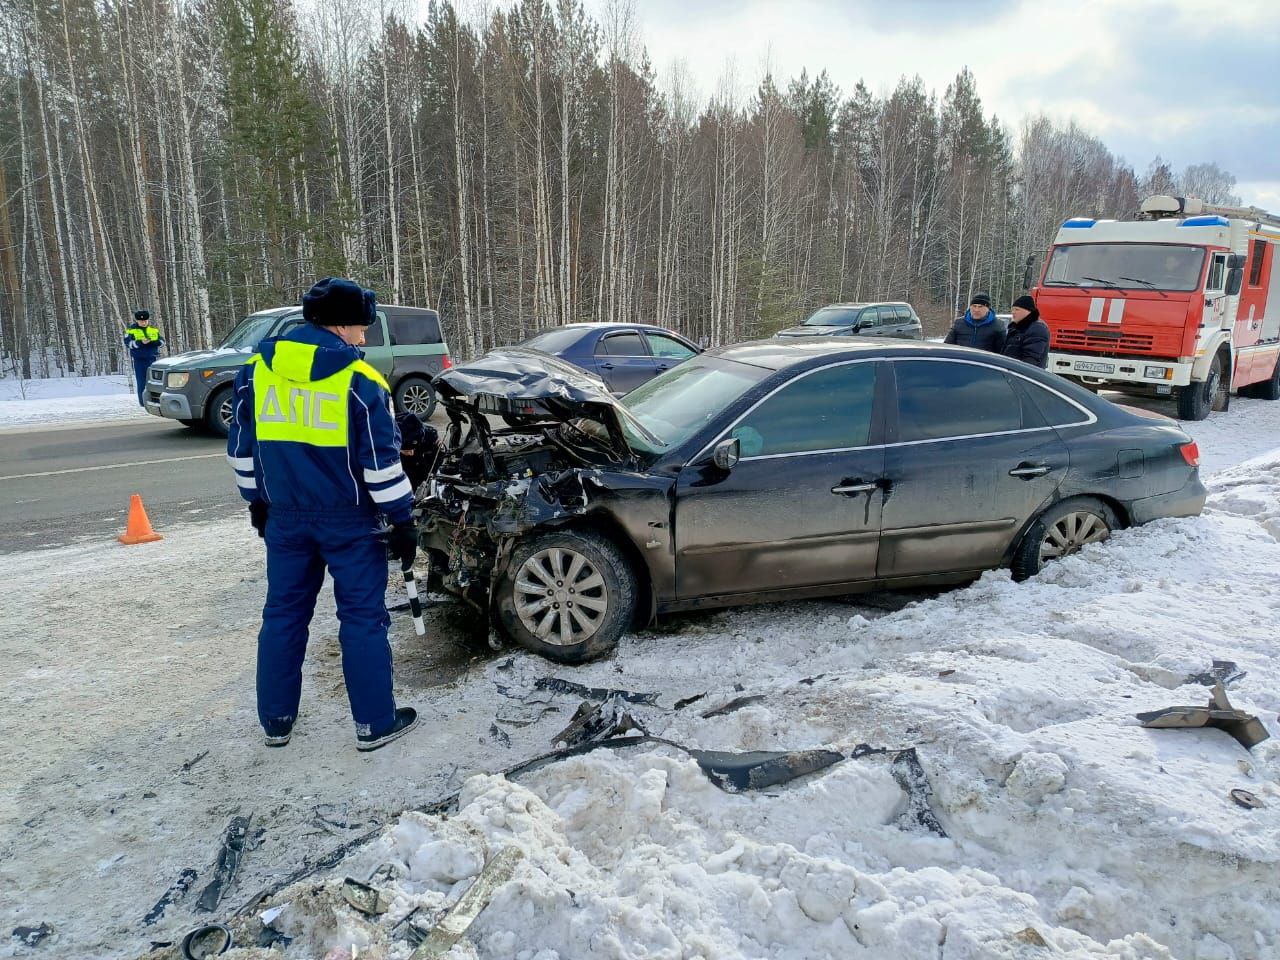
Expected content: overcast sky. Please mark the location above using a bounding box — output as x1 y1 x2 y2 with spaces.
594 0 1278 211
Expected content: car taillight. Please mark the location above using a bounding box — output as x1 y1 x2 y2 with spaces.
441 354 453 369
1179 441 1200 467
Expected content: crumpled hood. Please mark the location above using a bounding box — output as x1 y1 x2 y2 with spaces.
775 324 849 337
434 348 663 454
257 324 361 382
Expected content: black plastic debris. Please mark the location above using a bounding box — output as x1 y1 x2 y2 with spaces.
1136 681 1270 751
673 692 707 711
181 749 210 773
700 694 766 719
690 747 844 793
553 696 646 748
488 723 512 748
534 676 658 705
180 923 232 959
196 813 254 912
11 923 52 947
890 747 948 837
1185 660 1247 688
143 868 198 925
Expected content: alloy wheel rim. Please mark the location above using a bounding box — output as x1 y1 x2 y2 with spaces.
402 385 433 415
219 396 234 428
1039 511 1110 564
514 547 608 646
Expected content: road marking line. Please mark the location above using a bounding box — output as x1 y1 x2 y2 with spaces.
0 453 224 481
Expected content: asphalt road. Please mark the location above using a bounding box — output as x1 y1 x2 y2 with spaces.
0 418 238 553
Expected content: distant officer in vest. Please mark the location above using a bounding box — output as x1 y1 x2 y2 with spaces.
124 310 164 406
226 277 420 752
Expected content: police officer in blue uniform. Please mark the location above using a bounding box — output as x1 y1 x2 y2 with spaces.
227 277 420 751
125 310 164 406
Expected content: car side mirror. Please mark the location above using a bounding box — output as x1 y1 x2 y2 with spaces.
1226 267 1243 296
711 437 740 471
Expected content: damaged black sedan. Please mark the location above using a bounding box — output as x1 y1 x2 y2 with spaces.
417 340 1206 663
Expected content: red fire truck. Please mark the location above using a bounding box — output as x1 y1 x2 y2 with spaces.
1036 195 1280 420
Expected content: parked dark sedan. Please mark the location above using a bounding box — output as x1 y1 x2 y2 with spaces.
514 323 701 394
418 339 1205 663
775 302 923 340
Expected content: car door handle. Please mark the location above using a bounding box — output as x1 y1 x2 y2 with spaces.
1008 462 1051 479
599 362 615 370
831 479 879 495
656 363 670 371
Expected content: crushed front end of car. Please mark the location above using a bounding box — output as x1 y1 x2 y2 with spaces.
415 349 669 661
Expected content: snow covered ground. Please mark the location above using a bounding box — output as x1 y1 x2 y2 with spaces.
3 403 1280 960
0 374 147 427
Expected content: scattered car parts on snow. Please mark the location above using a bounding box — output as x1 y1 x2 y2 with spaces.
195 814 254 913
1135 681 1270 750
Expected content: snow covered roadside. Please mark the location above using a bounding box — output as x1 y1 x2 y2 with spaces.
0 374 148 427
247 460 1280 960
2 402 1279 960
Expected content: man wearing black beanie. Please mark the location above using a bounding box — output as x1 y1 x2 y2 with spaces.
226 277 420 752
943 292 1006 353
1003 294 1051 368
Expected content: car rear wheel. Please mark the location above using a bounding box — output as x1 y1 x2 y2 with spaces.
494 530 635 663
394 376 437 419
1011 497 1120 581
204 385 234 438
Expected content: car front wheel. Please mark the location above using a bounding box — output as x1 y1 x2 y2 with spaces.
493 530 636 663
1011 497 1119 581
204 385 234 438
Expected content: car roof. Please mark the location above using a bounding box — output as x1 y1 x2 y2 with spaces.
813 301 911 309
710 337 1017 371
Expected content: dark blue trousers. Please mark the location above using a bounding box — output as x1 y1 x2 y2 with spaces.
131 353 154 406
258 509 396 736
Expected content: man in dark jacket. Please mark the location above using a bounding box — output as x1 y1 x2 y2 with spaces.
396 411 439 492
227 277 419 752
124 310 164 406
943 292 1005 352
1003 294 1051 368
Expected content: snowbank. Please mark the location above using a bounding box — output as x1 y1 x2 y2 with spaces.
271 454 1280 960
0 374 146 427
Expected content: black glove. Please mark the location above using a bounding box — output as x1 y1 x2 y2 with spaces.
249 500 269 538
387 521 418 570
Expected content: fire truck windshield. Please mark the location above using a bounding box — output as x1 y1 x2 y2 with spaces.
1044 244 1206 292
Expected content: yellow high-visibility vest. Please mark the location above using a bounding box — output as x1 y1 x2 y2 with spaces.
248 341 388 448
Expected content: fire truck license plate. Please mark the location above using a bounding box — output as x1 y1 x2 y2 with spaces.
1075 361 1115 374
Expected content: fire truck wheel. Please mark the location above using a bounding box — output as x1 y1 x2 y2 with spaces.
1247 359 1280 401
1176 353 1227 421
1011 496 1120 582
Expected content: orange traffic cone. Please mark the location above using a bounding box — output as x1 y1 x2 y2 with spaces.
119 494 163 545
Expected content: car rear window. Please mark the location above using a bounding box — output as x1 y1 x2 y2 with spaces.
1018 379 1091 427
596 332 648 357
387 310 442 346
895 306 915 323
519 328 588 354
894 360 1023 441
732 362 877 457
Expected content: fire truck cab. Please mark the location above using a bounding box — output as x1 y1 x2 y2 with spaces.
1037 195 1280 420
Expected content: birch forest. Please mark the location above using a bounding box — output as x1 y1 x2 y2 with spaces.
0 0 1242 377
